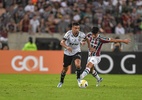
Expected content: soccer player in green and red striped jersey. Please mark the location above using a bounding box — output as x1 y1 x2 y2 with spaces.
80 27 130 87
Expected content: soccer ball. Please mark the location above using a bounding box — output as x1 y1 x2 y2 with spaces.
79 80 88 88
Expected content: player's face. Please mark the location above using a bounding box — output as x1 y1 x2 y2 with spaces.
72 25 80 35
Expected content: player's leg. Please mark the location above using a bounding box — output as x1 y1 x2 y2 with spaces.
91 57 103 86
74 58 81 78
74 58 81 84
91 67 103 87
80 56 96 79
57 66 69 88
57 54 72 88
80 61 93 79
91 67 101 81
73 53 82 86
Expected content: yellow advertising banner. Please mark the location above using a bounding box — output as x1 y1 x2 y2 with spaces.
0 51 70 74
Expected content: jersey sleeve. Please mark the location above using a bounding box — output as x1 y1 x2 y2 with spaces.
85 32 92 39
63 30 70 40
81 32 86 39
100 36 111 43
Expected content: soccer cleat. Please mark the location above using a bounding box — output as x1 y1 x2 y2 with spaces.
77 78 81 87
96 77 103 87
57 82 63 88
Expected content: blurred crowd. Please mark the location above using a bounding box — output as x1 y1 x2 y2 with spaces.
0 0 142 46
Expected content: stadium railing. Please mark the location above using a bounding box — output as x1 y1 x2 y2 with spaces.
7 32 139 51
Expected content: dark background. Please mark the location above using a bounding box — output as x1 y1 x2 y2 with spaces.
71 52 142 74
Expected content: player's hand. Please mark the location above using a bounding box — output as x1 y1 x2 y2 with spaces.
124 39 131 44
66 47 72 52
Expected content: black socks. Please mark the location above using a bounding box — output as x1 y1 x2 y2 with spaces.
60 72 66 83
76 68 81 79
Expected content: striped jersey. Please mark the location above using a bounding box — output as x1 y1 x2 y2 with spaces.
63 30 86 56
86 32 111 56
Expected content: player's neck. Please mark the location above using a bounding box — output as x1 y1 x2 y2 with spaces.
72 32 79 37
92 34 98 38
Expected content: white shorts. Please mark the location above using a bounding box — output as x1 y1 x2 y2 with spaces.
87 56 101 65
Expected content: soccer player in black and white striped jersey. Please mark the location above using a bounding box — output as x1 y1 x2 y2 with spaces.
80 27 130 87
57 22 94 88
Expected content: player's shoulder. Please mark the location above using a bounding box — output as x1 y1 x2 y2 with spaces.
98 34 102 38
64 30 72 37
86 32 92 35
78 31 85 36
66 30 72 34
86 32 92 37
79 31 85 34
99 34 110 40
97 34 106 38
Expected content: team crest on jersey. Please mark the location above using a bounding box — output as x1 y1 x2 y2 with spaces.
71 39 77 42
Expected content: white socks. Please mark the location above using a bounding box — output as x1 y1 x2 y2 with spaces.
92 70 100 81
80 67 90 79
81 67 100 81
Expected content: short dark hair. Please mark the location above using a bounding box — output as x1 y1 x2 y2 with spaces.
91 27 99 34
72 22 80 26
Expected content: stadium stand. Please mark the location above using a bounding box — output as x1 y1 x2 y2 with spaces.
0 0 142 51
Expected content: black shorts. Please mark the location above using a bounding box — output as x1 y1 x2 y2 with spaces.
63 52 81 67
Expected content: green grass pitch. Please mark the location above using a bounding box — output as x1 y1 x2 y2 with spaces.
0 74 142 100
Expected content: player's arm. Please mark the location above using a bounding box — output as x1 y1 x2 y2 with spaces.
85 37 91 49
84 37 95 52
60 39 72 52
109 38 130 44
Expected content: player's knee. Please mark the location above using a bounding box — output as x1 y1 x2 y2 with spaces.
86 62 94 68
62 67 68 73
75 58 81 63
75 64 81 68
